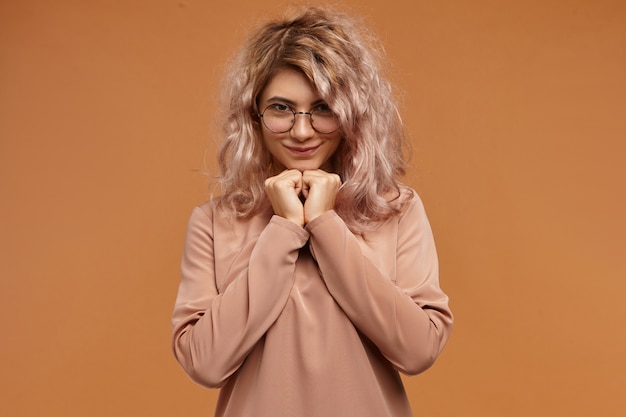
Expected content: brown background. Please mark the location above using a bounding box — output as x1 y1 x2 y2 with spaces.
1 0 625 416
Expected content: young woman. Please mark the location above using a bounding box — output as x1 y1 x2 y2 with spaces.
171 6 453 417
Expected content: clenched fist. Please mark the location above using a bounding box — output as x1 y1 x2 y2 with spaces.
265 169 341 227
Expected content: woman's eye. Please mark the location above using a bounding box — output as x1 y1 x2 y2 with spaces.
313 103 332 113
271 103 291 112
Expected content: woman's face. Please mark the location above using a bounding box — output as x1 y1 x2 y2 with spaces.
257 67 342 173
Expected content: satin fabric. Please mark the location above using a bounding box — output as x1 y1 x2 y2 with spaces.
172 187 453 416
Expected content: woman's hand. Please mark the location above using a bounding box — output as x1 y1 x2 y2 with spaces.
265 169 341 227
264 169 305 227
302 170 342 224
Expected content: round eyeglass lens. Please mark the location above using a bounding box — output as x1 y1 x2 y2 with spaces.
261 105 339 134
262 106 294 133
310 109 339 134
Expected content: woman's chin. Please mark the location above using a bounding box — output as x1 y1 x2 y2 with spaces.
270 154 334 173
283 160 333 173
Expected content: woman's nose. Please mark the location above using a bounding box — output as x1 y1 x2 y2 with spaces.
290 112 315 142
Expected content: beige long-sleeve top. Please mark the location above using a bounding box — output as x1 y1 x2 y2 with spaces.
171 188 453 417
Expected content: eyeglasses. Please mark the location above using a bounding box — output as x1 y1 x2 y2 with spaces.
258 103 340 134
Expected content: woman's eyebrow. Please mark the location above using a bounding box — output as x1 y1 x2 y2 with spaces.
265 96 296 105
264 96 327 107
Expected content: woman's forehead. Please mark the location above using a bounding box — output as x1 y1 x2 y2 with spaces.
259 68 322 105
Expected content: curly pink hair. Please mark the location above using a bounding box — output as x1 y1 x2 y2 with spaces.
215 6 411 231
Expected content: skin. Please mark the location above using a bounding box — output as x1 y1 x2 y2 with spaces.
259 68 342 228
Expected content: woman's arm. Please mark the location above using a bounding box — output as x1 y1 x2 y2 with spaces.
307 193 453 375
171 206 309 388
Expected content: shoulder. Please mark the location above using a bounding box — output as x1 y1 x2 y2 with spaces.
185 198 226 232
188 197 275 238
196 198 219 216
387 185 432 231
192 196 241 219
388 184 422 211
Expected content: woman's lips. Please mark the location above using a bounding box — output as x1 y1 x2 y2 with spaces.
285 145 320 157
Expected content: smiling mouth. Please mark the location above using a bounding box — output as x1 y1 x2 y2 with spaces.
285 145 320 156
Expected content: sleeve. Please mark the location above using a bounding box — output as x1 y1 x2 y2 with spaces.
171 207 310 388
306 194 453 375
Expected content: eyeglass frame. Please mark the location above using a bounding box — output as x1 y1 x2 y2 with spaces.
257 104 340 134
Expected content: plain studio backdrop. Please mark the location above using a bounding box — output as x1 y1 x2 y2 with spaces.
1 0 625 416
